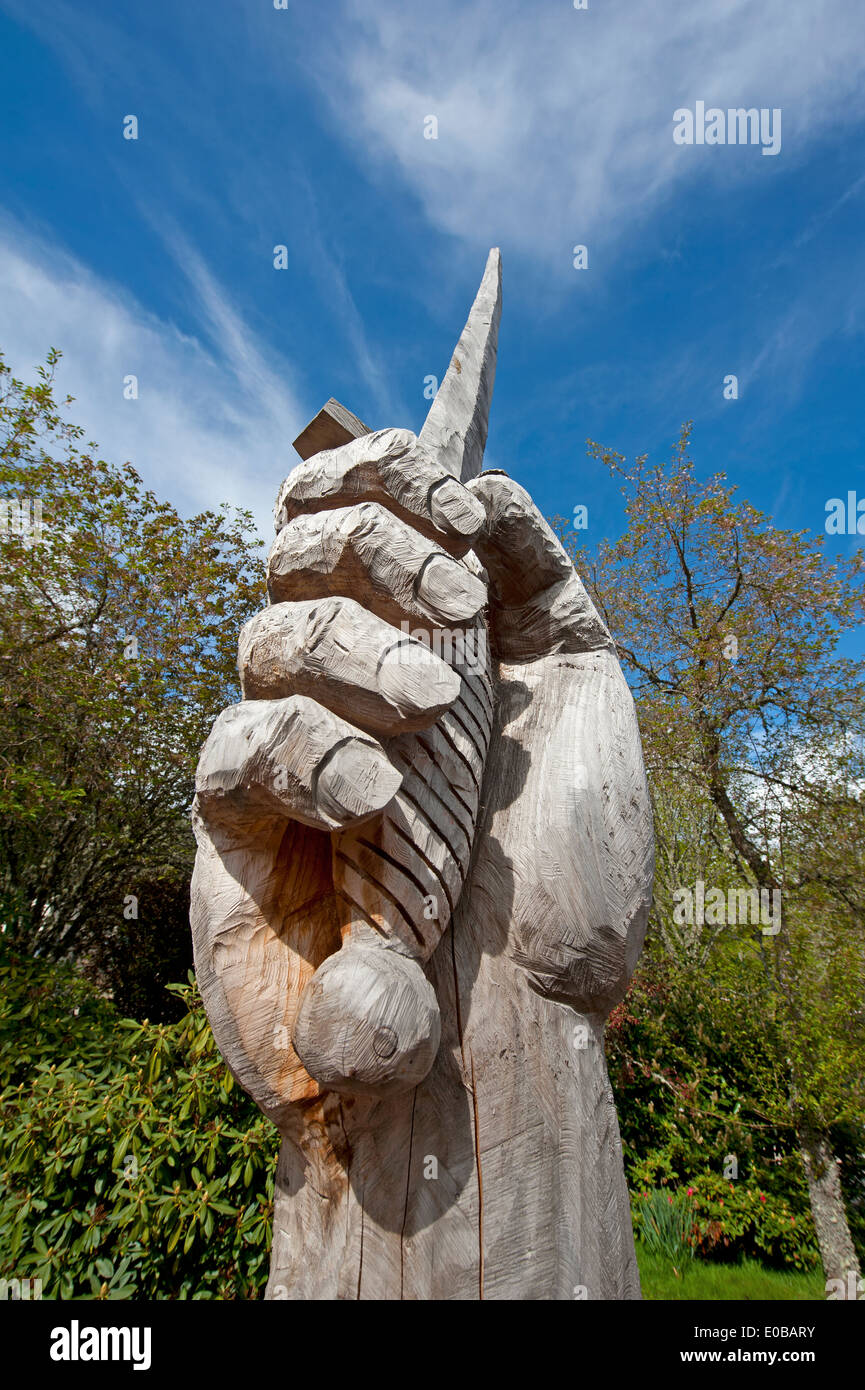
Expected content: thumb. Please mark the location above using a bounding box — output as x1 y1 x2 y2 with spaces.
467 471 612 662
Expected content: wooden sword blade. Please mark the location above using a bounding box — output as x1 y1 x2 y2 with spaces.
418 247 502 484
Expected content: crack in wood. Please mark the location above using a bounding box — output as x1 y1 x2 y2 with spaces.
399 1088 418 1300
470 1050 484 1300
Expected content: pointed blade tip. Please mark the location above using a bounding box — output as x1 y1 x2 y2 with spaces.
418 246 503 482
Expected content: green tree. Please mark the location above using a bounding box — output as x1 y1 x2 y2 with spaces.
561 423 865 1291
0 349 264 963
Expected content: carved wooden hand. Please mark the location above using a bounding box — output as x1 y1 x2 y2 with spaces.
189 252 654 1298
193 424 494 1100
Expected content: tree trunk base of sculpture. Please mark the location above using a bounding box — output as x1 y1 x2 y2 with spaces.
265 922 641 1301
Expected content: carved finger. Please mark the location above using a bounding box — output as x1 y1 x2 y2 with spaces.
238 597 461 735
267 502 487 632
274 428 486 557
194 696 403 833
467 472 612 660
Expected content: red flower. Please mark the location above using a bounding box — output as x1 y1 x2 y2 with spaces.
687 1187 694 1196
759 1194 766 1204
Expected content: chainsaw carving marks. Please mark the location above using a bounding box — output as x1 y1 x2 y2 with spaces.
333 623 493 960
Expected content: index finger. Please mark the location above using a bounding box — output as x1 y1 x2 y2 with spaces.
274 428 486 557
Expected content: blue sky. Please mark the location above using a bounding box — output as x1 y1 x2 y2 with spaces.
1 0 864 603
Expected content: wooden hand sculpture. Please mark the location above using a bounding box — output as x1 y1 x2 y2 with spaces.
190 251 654 1299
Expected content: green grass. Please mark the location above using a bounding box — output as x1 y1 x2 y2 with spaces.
636 1246 826 1300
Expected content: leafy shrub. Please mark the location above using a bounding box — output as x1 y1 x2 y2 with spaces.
610 955 823 1270
632 1173 814 1271
0 949 279 1299
685 1173 813 1269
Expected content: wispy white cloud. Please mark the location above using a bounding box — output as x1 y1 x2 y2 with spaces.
0 0 402 429
311 0 865 266
4 0 865 470
0 216 302 538
263 164 402 423
790 172 865 251
12 0 865 281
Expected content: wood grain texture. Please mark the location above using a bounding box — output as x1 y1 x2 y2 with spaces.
419 247 502 482
274 428 485 557
291 398 370 461
265 650 651 1299
190 247 654 1298
291 619 494 1095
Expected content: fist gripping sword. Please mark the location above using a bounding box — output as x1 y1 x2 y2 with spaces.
190 249 653 1300
193 251 503 1101
284 251 500 1096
